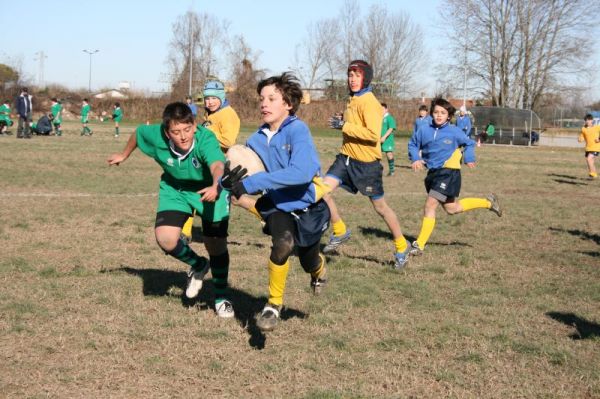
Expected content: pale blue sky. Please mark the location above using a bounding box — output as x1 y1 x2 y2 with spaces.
3 0 599 100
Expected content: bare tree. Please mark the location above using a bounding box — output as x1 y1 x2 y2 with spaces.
226 35 265 120
293 19 340 88
443 0 596 110
166 11 229 98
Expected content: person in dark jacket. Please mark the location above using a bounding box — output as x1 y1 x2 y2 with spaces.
15 88 33 139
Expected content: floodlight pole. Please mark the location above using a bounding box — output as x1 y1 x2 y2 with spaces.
188 12 194 97
83 49 99 93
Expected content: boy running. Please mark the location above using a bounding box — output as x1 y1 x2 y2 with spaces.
0 100 13 135
323 60 411 269
578 114 600 179
220 73 329 332
107 102 234 318
408 97 502 255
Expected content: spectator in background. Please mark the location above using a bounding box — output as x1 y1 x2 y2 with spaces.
478 120 495 147
81 98 93 136
455 105 472 138
413 104 431 135
16 88 33 139
31 113 53 135
186 96 198 119
380 103 397 176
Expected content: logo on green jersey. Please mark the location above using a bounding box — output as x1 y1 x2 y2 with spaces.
192 157 200 168
167 158 174 166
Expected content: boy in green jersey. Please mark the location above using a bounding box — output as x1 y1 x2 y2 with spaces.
50 98 63 136
112 102 123 137
107 102 234 318
380 103 397 176
0 100 13 135
81 98 92 136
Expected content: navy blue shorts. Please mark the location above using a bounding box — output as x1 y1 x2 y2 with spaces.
256 196 330 248
424 168 461 202
585 151 599 157
326 153 384 198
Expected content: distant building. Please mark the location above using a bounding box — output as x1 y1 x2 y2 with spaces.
93 89 128 99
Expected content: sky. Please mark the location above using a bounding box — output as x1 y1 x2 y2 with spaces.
3 0 599 100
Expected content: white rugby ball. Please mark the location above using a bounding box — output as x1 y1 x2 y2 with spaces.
226 144 265 176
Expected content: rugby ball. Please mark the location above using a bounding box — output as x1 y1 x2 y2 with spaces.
226 144 265 176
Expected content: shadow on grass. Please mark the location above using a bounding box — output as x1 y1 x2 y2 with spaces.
109 266 307 350
552 179 588 186
546 311 600 340
547 173 579 180
549 227 600 245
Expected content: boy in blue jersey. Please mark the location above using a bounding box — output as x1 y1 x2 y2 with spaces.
107 102 235 318
414 104 432 134
408 97 502 255
220 73 330 332
455 106 472 138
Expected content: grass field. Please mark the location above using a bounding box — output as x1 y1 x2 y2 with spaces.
1 120 599 398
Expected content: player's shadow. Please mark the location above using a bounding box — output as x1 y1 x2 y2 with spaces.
359 226 394 240
109 266 307 350
546 311 600 340
552 178 588 186
547 173 579 180
549 227 600 245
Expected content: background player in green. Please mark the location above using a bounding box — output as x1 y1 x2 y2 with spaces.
380 103 397 176
50 98 63 136
112 102 123 137
81 98 92 136
107 102 235 318
0 100 13 135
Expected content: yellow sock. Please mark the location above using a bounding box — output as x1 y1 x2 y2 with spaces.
181 216 194 238
394 237 408 253
332 220 347 237
459 198 490 212
268 259 290 307
416 216 436 250
248 206 262 221
590 172 598 178
310 254 326 279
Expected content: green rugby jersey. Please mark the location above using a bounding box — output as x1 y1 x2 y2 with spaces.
81 104 90 122
51 103 62 124
136 124 225 190
113 107 123 122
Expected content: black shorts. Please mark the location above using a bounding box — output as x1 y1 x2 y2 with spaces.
425 168 461 202
326 153 384 198
256 196 330 247
585 151 599 157
154 210 228 238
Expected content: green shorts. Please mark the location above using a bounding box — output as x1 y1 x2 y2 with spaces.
157 179 230 222
381 137 394 152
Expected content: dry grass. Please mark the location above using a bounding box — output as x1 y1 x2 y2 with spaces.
1 120 599 398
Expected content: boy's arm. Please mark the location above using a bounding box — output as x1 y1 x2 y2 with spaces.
107 131 138 165
381 127 394 142
198 160 225 202
407 130 422 162
458 133 476 164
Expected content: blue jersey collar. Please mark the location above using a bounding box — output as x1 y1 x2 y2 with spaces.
350 86 373 97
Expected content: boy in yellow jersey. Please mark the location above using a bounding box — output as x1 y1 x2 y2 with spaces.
323 60 411 269
181 80 261 241
408 97 502 256
578 114 600 179
220 73 329 331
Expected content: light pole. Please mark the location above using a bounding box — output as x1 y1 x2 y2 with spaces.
83 49 99 93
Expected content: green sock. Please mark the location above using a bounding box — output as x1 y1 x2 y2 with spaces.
115 127 119 136
168 239 204 269
388 159 395 174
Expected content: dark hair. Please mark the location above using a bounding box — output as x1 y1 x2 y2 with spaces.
347 60 373 89
83 98 89 102
114 102 120 107
21 87 28 93
584 113 593 121
51 97 58 102
257 72 303 115
4 99 10 104
429 97 456 118
162 102 195 128
381 102 388 108
419 105 428 112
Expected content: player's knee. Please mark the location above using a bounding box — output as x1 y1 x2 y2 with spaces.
270 234 294 265
155 231 178 253
371 199 388 215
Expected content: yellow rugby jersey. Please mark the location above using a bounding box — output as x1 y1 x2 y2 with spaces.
203 105 241 151
340 91 383 162
579 125 600 152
